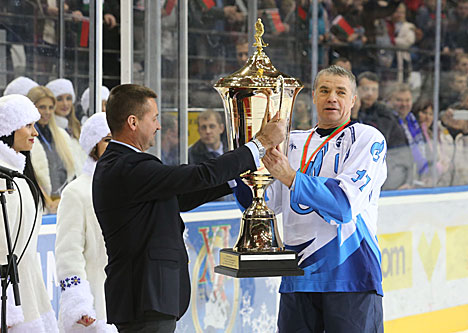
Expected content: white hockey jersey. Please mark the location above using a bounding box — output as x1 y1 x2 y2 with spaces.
266 122 387 295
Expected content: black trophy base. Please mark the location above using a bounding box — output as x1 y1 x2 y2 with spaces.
214 248 304 278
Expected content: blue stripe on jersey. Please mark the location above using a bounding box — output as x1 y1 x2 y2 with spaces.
291 172 352 224
350 126 356 143
280 216 383 295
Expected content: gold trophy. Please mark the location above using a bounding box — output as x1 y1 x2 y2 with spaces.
214 19 304 278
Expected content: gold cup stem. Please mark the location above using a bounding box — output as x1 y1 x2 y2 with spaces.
233 181 284 252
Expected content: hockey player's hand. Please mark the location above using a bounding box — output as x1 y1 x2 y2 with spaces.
263 147 296 188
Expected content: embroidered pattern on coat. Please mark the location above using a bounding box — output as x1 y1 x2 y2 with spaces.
60 276 81 291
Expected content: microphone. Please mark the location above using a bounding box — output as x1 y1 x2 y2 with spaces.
0 165 25 179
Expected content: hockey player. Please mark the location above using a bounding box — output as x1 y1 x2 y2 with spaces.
246 65 387 332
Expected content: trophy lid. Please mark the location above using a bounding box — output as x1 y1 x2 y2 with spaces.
214 19 303 89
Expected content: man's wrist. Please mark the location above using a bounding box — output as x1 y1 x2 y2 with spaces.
251 137 266 158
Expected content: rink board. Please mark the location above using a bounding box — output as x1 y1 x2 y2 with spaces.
35 187 468 332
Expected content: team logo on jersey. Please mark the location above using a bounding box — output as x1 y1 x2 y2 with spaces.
289 142 297 151
370 140 385 162
291 144 328 215
335 132 345 148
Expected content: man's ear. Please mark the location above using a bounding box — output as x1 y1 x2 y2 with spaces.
312 90 316 105
127 115 138 131
220 123 225 132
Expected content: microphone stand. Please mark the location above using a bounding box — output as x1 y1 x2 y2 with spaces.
0 176 21 333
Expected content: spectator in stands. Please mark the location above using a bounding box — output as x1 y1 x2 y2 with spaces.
414 0 450 70
56 112 117 332
412 97 450 185
388 83 429 179
46 78 87 171
357 72 412 189
27 86 76 213
189 109 234 201
189 110 227 164
358 72 407 149
375 3 416 82
331 57 352 72
292 95 312 130
3 76 38 96
331 0 402 72
2 0 36 76
161 113 179 166
454 53 468 76
0 94 59 332
188 1 245 81
447 0 468 54
235 36 249 67
440 71 468 110
438 107 468 186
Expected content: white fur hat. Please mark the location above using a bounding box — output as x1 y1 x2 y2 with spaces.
46 78 76 103
80 86 110 113
3 76 39 96
79 112 110 155
0 94 40 137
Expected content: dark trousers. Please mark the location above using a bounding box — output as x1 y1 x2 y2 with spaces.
278 291 383 333
115 311 176 333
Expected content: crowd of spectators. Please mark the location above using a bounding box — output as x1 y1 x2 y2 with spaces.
2 0 468 191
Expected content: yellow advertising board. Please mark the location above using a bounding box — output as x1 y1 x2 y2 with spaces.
379 232 412 291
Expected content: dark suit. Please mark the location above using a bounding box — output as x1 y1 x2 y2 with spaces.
188 139 228 165
92 142 256 325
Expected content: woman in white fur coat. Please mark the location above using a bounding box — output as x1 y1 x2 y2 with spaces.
0 94 58 332
27 86 77 213
46 78 87 173
55 112 117 332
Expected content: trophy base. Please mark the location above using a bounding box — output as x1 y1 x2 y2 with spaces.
214 248 304 278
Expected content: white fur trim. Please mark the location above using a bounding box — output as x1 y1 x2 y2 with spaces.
79 113 110 155
54 115 68 130
80 87 110 113
9 310 58 333
94 320 118 333
46 79 76 103
0 141 26 172
7 285 24 327
58 279 96 333
61 320 118 333
31 139 52 195
0 94 41 137
82 156 96 177
3 77 38 96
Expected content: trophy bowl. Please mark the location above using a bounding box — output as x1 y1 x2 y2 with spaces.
213 19 304 278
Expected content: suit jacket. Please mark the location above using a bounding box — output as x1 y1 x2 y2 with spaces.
188 140 228 165
92 142 256 324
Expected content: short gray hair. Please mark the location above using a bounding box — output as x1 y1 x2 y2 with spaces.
313 65 357 94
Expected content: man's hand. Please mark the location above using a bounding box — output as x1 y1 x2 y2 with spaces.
77 315 96 327
104 13 117 29
263 148 296 188
255 113 286 149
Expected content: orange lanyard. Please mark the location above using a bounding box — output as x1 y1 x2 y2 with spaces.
300 119 351 173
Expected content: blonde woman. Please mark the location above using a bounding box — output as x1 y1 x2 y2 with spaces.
46 78 87 172
0 94 59 332
27 86 76 213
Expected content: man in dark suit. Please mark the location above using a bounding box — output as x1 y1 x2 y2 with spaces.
92 84 285 332
188 109 227 164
